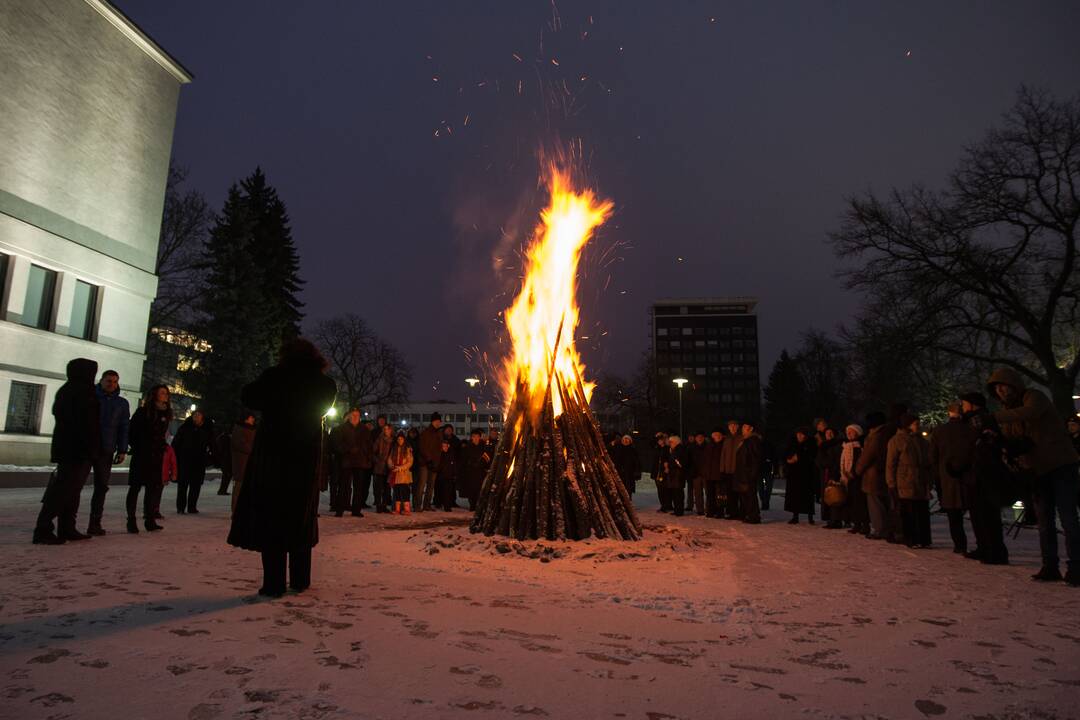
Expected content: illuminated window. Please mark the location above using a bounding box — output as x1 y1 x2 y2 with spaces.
69 280 98 340
22 265 57 330
5 381 45 434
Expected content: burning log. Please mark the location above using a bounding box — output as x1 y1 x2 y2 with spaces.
470 160 642 542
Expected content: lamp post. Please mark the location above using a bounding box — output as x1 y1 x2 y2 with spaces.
465 378 480 435
672 378 688 438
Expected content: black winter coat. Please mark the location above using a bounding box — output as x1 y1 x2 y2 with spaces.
460 442 490 498
50 358 100 464
734 434 763 493
612 443 642 493
128 404 171 487
661 443 689 489
171 417 215 475
228 363 336 553
333 422 374 469
783 437 817 514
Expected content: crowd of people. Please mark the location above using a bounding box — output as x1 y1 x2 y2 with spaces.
29 348 1080 593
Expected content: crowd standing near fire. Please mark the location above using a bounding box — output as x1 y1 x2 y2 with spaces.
27 350 1080 590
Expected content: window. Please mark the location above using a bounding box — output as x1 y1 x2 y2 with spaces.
694 340 705 348
682 328 693 336
656 340 668 350
669 340 681 349
656 328 668 336
69 280 98 340
0 253 9 301
22 264 57 330
695 367 707 376
732 326 744 335
658 366 670 376
5 381 45 434
707 393 720 403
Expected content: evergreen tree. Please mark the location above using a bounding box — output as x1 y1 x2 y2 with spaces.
196 168 305 421
763 350 809 446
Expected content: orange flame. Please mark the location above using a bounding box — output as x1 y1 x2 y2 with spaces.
503 164 614 421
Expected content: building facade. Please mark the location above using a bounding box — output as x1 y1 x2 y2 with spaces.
651 297 762 427
0 0 191 463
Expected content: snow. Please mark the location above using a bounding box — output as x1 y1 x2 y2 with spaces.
1 483 1078 720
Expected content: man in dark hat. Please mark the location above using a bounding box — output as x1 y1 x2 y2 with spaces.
416 412 444 511
959 392 1010 565
986 369 1079 584
34 358 101 544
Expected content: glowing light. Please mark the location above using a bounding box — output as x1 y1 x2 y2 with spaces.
501 161 614 421
672 378 689 388
324 407 338 419
465 377 481 388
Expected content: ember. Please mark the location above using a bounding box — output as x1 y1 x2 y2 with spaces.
471 161 642 541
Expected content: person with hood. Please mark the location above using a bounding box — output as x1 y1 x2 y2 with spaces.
839 424 868 535
929 402 977 554
886 414 933 548
784 427 817 524
33 358 100 544
171 409 215 514
87 369 129 536
612 434 642 496
986 368 1080 584
125 384 171 533
854 412 894 541
960 392 1010 565
661 435 689 516
416 413 444 512
228 338 337 598
460 429 492 510
436 436 460 511
371 423 394 513
734 421 763 523
229 413 257 513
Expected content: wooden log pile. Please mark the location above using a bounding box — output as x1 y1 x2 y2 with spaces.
470 367 643 542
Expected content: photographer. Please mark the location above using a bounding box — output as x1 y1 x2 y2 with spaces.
986 369 1080 585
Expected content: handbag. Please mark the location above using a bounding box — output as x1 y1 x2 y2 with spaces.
823 474 847 507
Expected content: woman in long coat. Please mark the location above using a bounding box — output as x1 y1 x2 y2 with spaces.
784 427 817 524
126 385 171 534
228 339 337 598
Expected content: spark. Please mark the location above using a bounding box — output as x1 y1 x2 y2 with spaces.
464 114 470 126
432 75 439 82
512 52 523 62
551 58 560 66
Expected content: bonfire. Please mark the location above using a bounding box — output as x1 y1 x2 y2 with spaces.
470 163 643 541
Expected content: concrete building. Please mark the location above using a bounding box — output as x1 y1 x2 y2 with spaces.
0 0 191 463
651 297 762 426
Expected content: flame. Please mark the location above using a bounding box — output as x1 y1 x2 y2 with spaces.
502 163 614 421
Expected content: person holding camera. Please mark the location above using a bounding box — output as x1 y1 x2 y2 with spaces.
987 368 1080 585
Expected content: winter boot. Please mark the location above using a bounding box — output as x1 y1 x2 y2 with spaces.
1032 566 1062 582
393 502 401 515
403 502 412 515
32 529 65 545
127 517 139 534
145 519 164 532
59 528 92 542
87 519 106 536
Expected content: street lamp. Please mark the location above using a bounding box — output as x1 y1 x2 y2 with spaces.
324 406 337 419
465 378 481 434
465 377 480 388
672 378 688 438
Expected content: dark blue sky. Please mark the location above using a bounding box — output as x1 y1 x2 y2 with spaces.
119 0 1080 402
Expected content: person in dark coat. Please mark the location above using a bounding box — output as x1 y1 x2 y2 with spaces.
929 402 977 553
1068 415 1080 456
125 384 172 534
371 423 395 513
436 438 460 511
661 435 688 516
650 432 671 512
783 427 817 524
612 435 642 496
719 420 742 519
703 430 725 518
416 413 444 512
33 358 101 544
687 433 708 515
734 422 763 523
228 338 337 598
854 412 895 541
171 410 215 514
331 408 374 518
817 428 844 528
960 393 1010 565
214 424 234 496
460 429 491 510
86 369 129 535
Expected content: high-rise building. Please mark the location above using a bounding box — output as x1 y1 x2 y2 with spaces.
0 0 191 463
650 297 761 425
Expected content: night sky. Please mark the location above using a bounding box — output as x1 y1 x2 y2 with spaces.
117 0 1080 403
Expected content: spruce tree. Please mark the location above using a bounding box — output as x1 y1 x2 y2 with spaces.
763 350 809 446
196 168 305 421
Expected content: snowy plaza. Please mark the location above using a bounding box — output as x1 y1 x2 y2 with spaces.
2 485 1078 720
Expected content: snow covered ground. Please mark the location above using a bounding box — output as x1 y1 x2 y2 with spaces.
1 483 1078 720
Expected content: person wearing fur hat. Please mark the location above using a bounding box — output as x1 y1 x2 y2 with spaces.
839 424 869 535
986 368 1080 584
930 402 978 554
886 414 933 548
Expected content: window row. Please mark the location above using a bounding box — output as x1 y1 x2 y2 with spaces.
656 351 755 363
0 253 99 340
656 339 756 350
655 326 756 337
658 365 757 377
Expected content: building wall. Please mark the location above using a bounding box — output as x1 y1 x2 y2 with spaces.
0 0 189 463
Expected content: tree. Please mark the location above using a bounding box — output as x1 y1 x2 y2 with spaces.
831 87 1080 413
150 163 211 331
196 168 305 421
794 329 851 425
310 314 412 411
763 350 808 443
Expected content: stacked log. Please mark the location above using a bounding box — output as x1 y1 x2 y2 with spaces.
470 370 643 541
